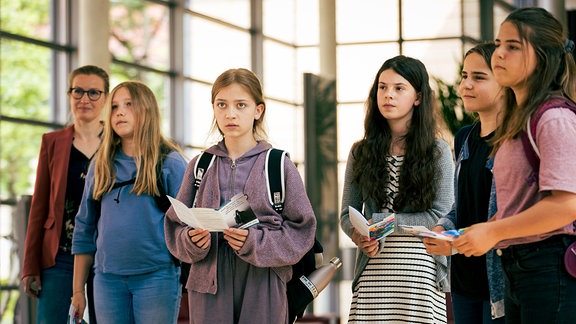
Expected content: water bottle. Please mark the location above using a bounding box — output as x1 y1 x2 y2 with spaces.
299 257 342 298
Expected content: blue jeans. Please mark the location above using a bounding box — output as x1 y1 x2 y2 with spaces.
451 292 505 324
37 250 97 324
500 235 576 324
93 266 181 323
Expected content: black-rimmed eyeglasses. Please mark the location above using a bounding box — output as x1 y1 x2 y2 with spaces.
69 87 104 101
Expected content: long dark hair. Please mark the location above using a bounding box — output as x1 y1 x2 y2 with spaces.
351 55 439 211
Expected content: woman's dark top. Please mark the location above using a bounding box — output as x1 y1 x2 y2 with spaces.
59 144 91 252
452 125 494 299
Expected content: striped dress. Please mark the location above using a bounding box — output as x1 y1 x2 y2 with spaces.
348 156 447 323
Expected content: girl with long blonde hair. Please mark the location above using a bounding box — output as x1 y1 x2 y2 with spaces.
71 81 187 323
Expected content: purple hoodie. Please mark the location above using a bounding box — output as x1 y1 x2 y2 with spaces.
164 140 317 294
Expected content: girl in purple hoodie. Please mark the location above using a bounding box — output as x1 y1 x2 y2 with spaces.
164 68 317 324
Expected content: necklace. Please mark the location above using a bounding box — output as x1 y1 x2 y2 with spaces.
76 127 103 180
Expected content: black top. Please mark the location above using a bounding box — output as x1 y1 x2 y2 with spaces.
452 124 493 299
59 144 91 251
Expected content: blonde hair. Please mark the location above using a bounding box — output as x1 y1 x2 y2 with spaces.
93 81 183 200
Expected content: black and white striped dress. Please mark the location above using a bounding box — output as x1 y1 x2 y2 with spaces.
348 156 447 323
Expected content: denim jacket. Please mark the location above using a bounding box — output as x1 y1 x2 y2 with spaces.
437 123 505 319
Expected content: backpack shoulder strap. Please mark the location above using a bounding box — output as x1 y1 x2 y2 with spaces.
154 147 173 212
109 150 172 209
191 149 287 212
112 178 136 189
266 148 287 213
521 97 576 179
192 151 216 206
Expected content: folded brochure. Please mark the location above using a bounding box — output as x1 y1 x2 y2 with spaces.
167 193 259 231
67 304 87 324
349 206 395 240
399 225 464 241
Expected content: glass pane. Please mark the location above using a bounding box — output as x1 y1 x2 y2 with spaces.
337 103 365 161
296 0 319 45
0 202 21 321
292 104 305 163
185 81 214 148
110 1 170 70
0 0 51 41
265 100 299 157
494 5 511 33
187 17 251 82
109 65 172 134
263 40 297 103
337 0 399 43
403 39 463 85
0 40 52 122
336 43 400 103
187 0 250 29
0 123 50 199
263 0 295 43
463 0 481 39
402 0 461 39
296 47 320 102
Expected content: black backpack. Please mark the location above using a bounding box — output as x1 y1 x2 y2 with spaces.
192 148 323 323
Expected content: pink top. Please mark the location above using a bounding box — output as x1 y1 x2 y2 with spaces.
493 107 576 248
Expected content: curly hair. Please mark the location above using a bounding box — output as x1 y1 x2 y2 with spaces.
351 55 439 211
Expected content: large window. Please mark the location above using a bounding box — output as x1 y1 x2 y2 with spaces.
1 0 72 320
2 0 545 322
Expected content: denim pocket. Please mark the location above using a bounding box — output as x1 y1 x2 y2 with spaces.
514 244 564 273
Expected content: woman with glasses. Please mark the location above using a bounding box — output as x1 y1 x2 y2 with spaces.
21 65 109 324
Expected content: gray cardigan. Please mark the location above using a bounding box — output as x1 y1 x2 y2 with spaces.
164 141 317 294
340 138 455 292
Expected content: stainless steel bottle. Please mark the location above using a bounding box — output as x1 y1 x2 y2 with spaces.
299 257 342 298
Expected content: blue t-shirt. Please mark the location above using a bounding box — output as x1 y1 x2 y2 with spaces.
72 150 187 275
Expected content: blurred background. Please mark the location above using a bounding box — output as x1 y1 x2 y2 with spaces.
1 0 575 323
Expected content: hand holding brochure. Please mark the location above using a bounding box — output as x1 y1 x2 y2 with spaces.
167 193 259 231
399 225 465 241
348 206 395 240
